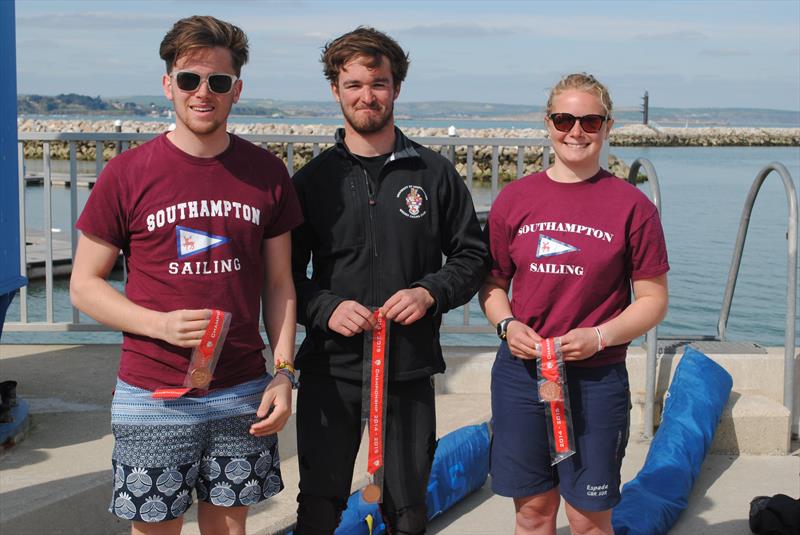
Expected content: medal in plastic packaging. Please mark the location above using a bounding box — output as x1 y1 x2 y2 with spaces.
537 337 576 465
152 309 231 399
360 310 390 503
184 309 231 392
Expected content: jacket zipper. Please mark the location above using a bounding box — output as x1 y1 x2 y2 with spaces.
362 167 379 257
361 167 379 308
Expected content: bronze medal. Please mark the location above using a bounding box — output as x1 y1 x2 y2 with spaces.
361 483 381 503
190 367 212 388
539 380 561 402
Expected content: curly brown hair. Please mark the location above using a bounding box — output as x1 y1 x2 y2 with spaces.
321 26 409 86
159 15 249 76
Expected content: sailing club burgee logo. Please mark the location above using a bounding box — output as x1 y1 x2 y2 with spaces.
397 185 428 219
536 234 579 258
176 226 230 259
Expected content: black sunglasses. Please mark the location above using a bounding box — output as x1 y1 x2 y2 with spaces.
172 71 238 94
548 113 608 133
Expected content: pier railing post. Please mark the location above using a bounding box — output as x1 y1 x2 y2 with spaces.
114 119 122 156
627 158 662 439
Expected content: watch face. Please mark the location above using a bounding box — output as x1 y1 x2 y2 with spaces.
497 318 512 340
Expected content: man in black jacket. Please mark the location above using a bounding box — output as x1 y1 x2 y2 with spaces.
291 27 488 535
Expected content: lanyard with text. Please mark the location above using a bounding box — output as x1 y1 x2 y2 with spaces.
361 310 389 504
152 310 231 400
537 337 575 465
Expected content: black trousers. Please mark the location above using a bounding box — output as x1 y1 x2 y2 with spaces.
295 372 437 534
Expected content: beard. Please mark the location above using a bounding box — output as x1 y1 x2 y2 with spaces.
341 101 394 134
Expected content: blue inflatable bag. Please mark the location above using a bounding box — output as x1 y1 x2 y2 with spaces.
612 346 733 535
426 423 491 520
294 423 491 535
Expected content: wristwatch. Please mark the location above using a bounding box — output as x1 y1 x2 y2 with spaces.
496 317 516 340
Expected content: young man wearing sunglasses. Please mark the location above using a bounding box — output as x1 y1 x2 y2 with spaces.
290 27 488 535
70 15 302 535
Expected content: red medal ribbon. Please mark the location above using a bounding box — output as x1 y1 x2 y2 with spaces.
551 399 570 453
197 309 226 365
152 387 191 399
541 337 560 382
542 337 570 453
367 310 386 476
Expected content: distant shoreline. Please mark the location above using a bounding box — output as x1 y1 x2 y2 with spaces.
17 119 800 147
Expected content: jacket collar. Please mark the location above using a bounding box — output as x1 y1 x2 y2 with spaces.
334 126 420 163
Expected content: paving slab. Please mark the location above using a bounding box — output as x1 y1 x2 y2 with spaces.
429 433 800 535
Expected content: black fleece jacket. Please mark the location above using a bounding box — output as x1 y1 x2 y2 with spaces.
291 127 488 381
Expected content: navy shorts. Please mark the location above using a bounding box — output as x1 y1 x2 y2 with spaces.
490 342 630 512
109 376 283 523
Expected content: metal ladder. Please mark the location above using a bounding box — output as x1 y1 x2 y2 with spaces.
626 160 798 439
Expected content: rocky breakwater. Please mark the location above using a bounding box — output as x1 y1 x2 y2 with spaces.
20 119 798 183
610 124 800 146
18 119 632 183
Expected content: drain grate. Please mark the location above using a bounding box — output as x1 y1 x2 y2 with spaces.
689 340 767 354
644 340 767 355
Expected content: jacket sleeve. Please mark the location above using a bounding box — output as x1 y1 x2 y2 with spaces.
291 176 345 333
411 163 489 315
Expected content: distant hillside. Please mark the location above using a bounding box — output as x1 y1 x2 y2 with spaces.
17 93 151 115
113 96 540 119
19 93 288 118
19 93 542 119
17 93 800 128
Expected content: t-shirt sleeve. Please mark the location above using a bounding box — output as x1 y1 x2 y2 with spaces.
263 161 303 239
485 190 516 281
75 158 129 250
628 205 670 280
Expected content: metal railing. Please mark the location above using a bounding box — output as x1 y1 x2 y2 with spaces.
626 159 799 438
9 132 799 434
626 159 662 439
718 163 798 434
8 130 549 333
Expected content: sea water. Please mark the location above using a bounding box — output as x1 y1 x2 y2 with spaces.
3 145 799 348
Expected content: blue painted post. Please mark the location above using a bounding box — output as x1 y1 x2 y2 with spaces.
0 0 27 336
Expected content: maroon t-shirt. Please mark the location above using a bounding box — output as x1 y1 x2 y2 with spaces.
486 169 669 366
77 133 303 390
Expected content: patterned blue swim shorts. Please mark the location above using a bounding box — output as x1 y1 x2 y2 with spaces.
108 376 283 523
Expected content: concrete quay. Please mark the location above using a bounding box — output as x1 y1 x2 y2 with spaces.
0 343 798 535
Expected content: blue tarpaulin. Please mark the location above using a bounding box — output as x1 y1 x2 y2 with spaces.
288 422 491 535
426 421 491 521
612 346 733 535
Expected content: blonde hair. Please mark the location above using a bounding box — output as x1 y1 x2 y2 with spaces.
545 73 613 118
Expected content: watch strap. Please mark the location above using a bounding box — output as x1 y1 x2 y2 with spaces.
497 316 516 340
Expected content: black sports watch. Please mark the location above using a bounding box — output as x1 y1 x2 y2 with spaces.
496 317 516 340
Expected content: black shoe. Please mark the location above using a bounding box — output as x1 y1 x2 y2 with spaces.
0 380 17 408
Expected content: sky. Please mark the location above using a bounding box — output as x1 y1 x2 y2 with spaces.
12 0 800 111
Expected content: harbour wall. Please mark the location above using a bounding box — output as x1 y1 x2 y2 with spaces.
17 119 800 182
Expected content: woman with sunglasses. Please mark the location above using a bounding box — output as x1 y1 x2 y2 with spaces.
480 73 669 535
